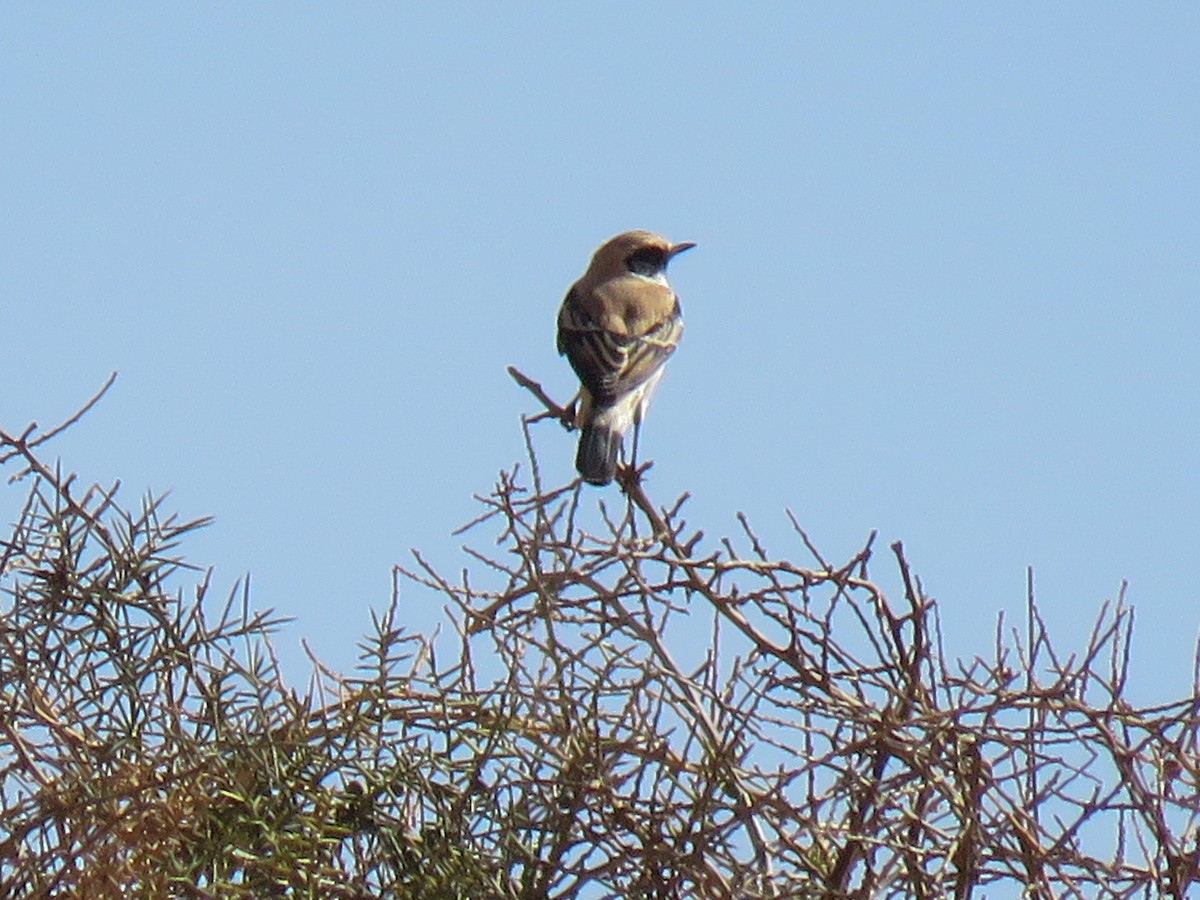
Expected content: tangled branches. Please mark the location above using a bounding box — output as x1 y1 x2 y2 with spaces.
1 378 1198 898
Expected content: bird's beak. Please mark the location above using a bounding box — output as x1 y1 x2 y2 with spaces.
667 241 697 259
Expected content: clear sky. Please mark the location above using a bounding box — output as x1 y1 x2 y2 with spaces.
3 6 1198 700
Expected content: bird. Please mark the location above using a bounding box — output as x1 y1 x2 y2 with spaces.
557 230 695 486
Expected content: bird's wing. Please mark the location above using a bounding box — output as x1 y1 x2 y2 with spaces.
558 289 683 405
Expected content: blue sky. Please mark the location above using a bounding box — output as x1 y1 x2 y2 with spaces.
3 6 1198 699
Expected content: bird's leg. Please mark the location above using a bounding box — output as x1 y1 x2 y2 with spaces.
562 393 580 430
616 419 654 491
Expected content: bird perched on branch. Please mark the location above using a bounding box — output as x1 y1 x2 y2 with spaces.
557 230 695 486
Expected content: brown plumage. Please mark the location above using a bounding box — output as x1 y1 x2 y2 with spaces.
557 230 694 485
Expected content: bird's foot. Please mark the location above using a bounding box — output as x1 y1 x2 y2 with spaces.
615 460 654 493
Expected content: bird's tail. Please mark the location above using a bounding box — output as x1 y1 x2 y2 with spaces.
576 423 622 486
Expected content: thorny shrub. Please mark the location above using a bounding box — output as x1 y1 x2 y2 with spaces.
1 380 1198 898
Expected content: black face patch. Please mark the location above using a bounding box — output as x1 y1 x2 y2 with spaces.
625 246 667 277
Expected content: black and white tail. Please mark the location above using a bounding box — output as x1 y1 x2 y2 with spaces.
575 422 622 485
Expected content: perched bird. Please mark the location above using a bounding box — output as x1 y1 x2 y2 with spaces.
557 230 695 485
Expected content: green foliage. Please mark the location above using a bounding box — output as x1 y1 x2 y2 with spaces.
0 412 518 897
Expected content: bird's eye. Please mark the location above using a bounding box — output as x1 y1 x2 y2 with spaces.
625 247 666 276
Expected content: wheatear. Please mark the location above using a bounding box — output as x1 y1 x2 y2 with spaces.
557 230 694 486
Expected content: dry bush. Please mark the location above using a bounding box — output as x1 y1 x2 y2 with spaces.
1 380 1198 898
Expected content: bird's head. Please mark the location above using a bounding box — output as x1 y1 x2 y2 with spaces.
586 230 696 284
